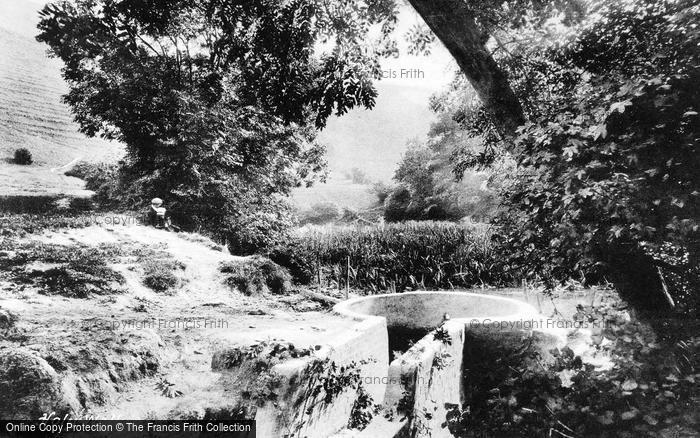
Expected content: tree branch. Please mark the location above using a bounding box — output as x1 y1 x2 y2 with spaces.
406 0 525 137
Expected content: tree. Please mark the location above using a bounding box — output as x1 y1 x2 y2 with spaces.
36 0 399 251
406 0 525 136
386 128 501 223
450 0 700 316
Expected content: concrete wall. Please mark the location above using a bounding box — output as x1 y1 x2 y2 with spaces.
383 320 465 438
335 292 564 438
254 315 388 438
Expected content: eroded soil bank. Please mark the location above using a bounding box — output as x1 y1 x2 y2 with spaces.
0 224 354 420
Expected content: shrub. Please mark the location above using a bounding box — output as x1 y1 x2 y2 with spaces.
268 238 317 284
65 161 125 209
64 161 96 180
224 203 296 255
219 256 292 295
370 181 392 206
142 260 181 292
383 186 413 222
13 148 33 165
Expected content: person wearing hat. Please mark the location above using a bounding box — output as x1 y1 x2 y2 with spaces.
146 197 171 230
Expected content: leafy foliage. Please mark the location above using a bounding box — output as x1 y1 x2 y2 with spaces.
35 0 403 253
65 161 123 209
347 384 378 430
447 0 700 313
385 135 500 222
141 259 181 293
444 303 700 437
219 256 292 295
269 222 516 292
155 377 183 398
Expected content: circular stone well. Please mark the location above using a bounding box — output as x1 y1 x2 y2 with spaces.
334 291 539 329
333 292 556 438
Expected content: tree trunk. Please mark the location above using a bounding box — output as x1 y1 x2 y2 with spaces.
406 0 525 136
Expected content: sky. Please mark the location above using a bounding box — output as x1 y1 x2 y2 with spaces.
318 6 457 182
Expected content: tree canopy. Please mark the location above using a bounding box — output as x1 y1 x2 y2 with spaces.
441 0 700 315
36 0 402 251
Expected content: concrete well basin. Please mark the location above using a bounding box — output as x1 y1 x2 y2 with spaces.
332 292 560 438
334 291 539 329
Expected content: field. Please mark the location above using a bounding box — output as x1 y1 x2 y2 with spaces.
0 1 124 196
270 221 511 293
291 177 378 214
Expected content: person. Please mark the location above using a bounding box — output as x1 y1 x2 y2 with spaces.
146 197 175 231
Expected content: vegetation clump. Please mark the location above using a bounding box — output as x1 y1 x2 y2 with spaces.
64 161 122 208
141 260 180 293
298 202 341 226
0 243 125 298
444 303 700 437
270 222 510 293
219 256 292 296
12 148 33 165
137 250 185 293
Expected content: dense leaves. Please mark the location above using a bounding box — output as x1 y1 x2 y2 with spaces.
444 302 700 437
446 0 700 314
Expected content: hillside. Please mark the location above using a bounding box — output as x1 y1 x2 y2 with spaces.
0 1 124 196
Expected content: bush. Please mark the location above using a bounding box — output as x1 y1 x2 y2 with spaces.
370 181 392 206
13 148 33 165
224 203 296 255
219 256 292 295
383 186 413 222
268 238 317 284
64 161 95 180
65 161 125 208
142 260 181 292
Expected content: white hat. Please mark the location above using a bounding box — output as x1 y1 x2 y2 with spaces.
151 197 163 206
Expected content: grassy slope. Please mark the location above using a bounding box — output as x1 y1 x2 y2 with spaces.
0 1 123 196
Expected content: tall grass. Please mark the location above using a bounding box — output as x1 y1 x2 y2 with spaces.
269 221 517 293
